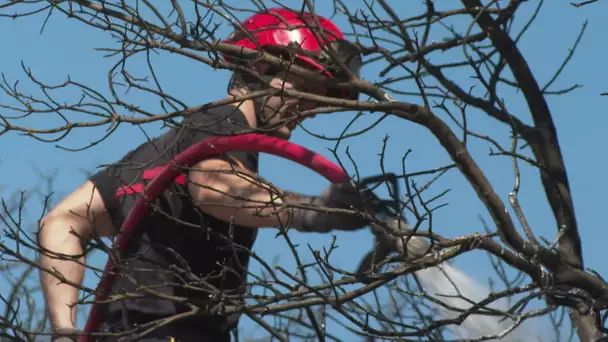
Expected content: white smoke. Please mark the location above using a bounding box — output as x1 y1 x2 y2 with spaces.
415 264 541 341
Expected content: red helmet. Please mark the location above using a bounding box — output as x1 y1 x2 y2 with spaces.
223 8 361 100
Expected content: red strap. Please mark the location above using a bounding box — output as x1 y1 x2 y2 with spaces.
142 167 186 184
114 167 186 202
114 183 144 198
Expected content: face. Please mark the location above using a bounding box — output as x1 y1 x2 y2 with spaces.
257 68 328 140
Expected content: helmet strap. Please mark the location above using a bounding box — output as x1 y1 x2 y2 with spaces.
252 94 267 128
228 71 271 130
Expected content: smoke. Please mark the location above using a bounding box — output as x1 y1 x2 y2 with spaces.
416 264 541 341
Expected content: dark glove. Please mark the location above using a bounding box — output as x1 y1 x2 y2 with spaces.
290 182 372 233
52 327 82 342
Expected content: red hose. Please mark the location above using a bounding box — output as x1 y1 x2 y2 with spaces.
80 134 350 341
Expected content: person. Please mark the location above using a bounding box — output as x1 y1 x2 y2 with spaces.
39 8 369 342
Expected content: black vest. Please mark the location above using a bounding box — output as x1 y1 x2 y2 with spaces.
91 107 259 332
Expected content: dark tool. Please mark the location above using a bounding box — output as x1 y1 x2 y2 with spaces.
356 173 430 278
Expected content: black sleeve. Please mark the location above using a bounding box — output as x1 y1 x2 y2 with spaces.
89 166 120 221
88 143 143 223
181 105 259 173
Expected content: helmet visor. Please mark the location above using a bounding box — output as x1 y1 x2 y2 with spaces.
318 39 362 100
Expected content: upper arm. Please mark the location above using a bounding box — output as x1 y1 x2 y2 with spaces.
181 108 265 217
186 156 255 205
40 180 115 239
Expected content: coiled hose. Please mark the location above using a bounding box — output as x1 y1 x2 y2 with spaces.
80 134 350 341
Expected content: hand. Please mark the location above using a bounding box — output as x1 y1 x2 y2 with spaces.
52 327 82 342
290 182 372 233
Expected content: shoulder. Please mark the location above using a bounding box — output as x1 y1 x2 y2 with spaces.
185 104 251 134
181 104 259 171
42 180 116 237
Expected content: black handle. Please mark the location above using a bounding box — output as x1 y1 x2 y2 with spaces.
355 173 405 280
358 172 401 219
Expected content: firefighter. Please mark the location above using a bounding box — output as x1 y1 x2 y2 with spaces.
40 8 367 341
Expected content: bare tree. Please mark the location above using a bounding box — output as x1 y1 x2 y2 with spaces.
0 1 606 341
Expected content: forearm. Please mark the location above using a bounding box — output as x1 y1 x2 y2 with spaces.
187 158 369 232
38 215 86 329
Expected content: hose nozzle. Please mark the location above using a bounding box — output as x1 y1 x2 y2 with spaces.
357 218 431 277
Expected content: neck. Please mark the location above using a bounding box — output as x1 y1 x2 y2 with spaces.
227 90 260 129
226 88 291 140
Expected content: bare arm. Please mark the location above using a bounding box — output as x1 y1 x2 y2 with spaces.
187 157 301 229
38 181 115 329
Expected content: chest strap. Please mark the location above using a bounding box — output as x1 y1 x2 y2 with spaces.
114 167 187 202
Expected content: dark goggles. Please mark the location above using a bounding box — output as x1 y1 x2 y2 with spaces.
318 39 362 81
287 39 362 100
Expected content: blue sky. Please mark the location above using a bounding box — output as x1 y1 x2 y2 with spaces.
1 1 607 340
